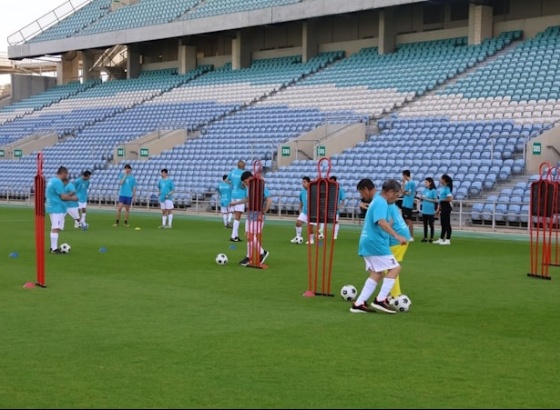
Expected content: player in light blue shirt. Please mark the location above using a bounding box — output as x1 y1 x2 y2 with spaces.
351 179 408 314
328 176 347 240
73 170 91 226
231 171 272 267
227 160 246 242
401 170 416 241
46 166 78 254
420 177 438 243
158 168 175 229
63 178 83 230
291 176 312 244
114 164 137 227
435 174 454 245
217 175 233 228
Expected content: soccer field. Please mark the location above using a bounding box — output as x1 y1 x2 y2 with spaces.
1 206 559 409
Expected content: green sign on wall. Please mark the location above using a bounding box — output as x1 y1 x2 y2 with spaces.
117 148 125 157
13 149 22 158
140 148 149 157
316 146 326 157
532 142 542 156
281 146 291 157
0 150 4 158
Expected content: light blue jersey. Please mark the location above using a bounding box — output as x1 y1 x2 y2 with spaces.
388 204 411 246
422 188 437 215
439 186 452 203
300 188 308 215
358 193 391 257
46 177 67 214
217 182 232 207
337 187 347 215
403 180 416 208
74 177 90 203
228 168 246 200
65 182 79 209
158 178 175 202
118 173 137 197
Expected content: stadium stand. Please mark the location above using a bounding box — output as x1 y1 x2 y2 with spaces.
180 0 302 20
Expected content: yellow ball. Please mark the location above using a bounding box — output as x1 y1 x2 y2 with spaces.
134 227 141 231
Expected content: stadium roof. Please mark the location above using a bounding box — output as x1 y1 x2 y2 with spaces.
8 0 427 60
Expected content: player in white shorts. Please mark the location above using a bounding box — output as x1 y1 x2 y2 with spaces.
158 168 175 229
350 179 408 314
63 178 83 229
227 160 246 242
291 177 317 244
74 170 91 227
46 167 78 254
217 175 233 228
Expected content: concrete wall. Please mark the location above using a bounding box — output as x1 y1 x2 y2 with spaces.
0 132 58 160
115 129 189 162
10 74 57 104
197 55 231 68
318 123 366 160
141 61 180 72
526 126 560 173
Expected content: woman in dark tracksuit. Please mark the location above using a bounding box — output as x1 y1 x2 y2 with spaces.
420 177 437 243
435 174 453 246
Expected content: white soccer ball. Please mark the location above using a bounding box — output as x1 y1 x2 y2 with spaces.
60 243 71 254
295 237 304 245
393 294 412 312
317 232 325 241
81 223 89 231
215 253 228 265
340 284 357 301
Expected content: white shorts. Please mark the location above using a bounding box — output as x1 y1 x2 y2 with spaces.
221 206 233 214
78 202 87 209
245 212 264 234
363 255 400 273
160 200 174 210
233 203 245 213
67 207 80 220
49 213 65 230
297 212 308 223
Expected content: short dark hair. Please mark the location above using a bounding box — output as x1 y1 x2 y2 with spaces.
57 166 68 175
302 176 311 183
241 171 253 182
425 177 436 190
382 179 401 192
124 164 132 170
329 176 338 182
83 170 92 177
357 178 375 190
222 174 228 181
402 170 411 177
161 168 168 174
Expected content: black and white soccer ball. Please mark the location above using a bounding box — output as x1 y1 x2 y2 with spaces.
393 294 411 312
215 253 228 265
340 284 357 301
60 243 71 254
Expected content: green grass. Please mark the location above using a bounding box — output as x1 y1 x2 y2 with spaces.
1 206 559 409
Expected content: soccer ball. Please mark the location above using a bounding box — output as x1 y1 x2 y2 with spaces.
340 284 357 301
393 294 412 312
215 253 228 265
295 237 304 245
60 243 71 254
317 232 325 241
81 223 89 231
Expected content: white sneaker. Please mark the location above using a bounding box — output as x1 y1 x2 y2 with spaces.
433 239 443 244
439 239 451 246
409 238 415 242
305 240 315 245
74 222 80 229
290 236 300 243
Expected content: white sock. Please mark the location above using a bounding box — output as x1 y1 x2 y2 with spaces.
334 224 340 239
223 214 228 225
50 232 58 250
319 223 324 233
162 216 167 226
246 242 251 258
296 226 302 237
81 213 86 223
228 213 233 223
232 220 240 238
356 278 377 306
168 214 173 226
376 278 396 302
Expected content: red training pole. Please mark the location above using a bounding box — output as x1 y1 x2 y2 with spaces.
35 153 46 288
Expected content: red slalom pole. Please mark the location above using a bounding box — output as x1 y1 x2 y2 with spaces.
35 153 47 288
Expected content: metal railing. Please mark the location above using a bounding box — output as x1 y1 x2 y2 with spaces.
0 187 531 232
7 0 93 46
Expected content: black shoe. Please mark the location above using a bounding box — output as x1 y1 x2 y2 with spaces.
421 238 428 243
428 239 434 243
49 248 63 254
350 302 373 313
239 257 250 267
370 298 396 314
260 250 269 264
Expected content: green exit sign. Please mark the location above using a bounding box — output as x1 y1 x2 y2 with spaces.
140 148 149 157
281 146 290 157
117 148 125 157
532 142 542 155
13 149 22 158
316 146 326 157
0 150 4 158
